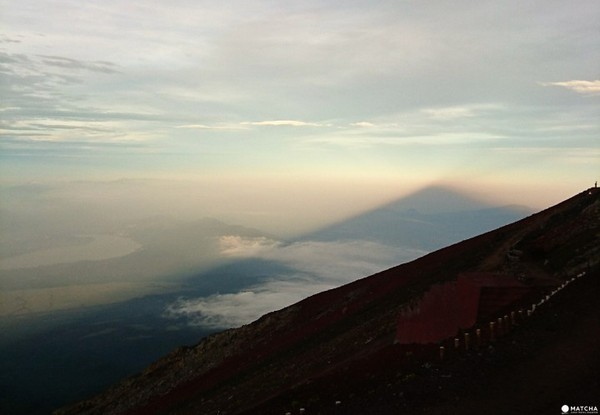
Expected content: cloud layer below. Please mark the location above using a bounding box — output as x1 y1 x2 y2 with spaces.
166 236 426 328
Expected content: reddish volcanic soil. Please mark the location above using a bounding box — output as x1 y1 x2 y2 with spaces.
424 273 599 415
250 266 598 415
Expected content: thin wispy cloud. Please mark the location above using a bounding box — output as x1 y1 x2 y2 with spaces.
422 107 475 120
0 34 22 44
175 124 248 130
241 120 325 127
492 146 600 165
350 122 375 127
38 55 120 74
303 131 505 149
540 80 600 95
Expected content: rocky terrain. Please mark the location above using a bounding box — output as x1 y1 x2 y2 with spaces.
57 187 600 415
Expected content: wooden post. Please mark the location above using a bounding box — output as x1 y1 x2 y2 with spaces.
497 317 503 336
439 346 445 361
511 311 516 325
464 332 470 351
476 328 482 348
454 338 460 349
489 322 496 342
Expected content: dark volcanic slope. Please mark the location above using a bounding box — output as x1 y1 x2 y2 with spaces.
57 188 600 415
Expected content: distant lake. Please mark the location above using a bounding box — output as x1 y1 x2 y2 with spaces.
0 235 141 270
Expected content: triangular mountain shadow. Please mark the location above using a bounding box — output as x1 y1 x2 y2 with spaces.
302 185 532 251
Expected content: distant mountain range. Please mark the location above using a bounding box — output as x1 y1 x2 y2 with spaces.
55 188 599 414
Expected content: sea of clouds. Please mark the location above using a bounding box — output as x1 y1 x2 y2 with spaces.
165 235 426 328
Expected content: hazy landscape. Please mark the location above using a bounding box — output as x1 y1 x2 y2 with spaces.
53 187 600 415
0 185 532 414
1 1 598 414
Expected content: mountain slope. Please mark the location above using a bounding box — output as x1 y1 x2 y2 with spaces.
57 188 600 415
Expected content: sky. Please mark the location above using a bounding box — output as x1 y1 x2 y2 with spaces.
0 1 599 320
1 1 598 199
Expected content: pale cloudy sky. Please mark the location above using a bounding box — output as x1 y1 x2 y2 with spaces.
1 0 599 213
